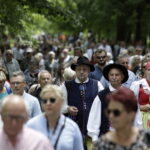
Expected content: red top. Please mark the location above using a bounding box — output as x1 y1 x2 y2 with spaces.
139 80 150 105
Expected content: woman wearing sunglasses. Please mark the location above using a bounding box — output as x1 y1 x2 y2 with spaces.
93 87 150 150
26 84 84 150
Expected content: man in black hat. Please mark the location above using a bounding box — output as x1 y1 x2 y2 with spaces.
61 56 104 146
87 63 128 142
87 63 142 142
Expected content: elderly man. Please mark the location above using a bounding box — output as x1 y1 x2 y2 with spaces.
0 95 53 150
10 71 41 118
29 70 52 107
61 56 104 148
87 63 142 142
101 54 137 88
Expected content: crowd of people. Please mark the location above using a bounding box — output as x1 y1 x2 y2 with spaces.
0 33 150 150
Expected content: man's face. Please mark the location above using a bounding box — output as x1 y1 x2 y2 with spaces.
10 76 26 95
1 102 27 138
95 51 107 66
75 65 90 82
108 68 124 88
5 53 13 62
119 58 129 69
39 73 52 88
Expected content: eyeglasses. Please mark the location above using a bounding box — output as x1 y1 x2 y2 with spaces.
106 109 123 117
41 98 56 104
11 82 24 85
96 56 106 59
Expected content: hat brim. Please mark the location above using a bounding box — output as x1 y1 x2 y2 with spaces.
71 64 95 72
103 64 128 83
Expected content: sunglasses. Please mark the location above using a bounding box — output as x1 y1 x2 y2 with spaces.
106 109 122 117
41 98 56 104
96 56 106 59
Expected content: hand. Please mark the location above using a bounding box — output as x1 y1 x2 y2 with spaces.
140 104 150 111
145 104 150 110
68 106 78 116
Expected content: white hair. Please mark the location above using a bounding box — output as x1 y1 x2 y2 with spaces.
63 67 76 81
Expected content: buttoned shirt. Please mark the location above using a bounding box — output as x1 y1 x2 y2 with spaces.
26 114 84 150
0 127 54 150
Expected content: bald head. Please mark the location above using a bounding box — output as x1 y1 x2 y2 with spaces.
1 95 28 140
1 95 27 116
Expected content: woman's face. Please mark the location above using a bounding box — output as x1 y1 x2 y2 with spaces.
107 100 135 130
41 92 63 117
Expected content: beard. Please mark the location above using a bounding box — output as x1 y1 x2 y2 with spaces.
98 61 106 66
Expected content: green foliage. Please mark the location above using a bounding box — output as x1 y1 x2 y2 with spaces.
0 0 149 42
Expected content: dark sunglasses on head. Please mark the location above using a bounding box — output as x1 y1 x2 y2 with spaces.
42 98 56 104
106 109 122 117
96 56 106 59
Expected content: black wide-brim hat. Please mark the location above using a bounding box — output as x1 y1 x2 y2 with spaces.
71 56 95 72
103 63 129 83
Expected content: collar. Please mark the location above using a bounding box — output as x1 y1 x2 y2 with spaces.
109 84 121 92
75 77 89 83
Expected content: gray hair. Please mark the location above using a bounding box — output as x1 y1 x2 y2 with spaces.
10 71 26 82
38 70 52 82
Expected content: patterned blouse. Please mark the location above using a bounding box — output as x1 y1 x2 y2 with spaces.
93 130 150 150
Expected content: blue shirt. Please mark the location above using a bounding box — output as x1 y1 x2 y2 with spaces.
22 91 41 118
26 114 84 150
89 64 103 81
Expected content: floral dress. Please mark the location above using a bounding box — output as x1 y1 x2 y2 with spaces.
93 130 150 150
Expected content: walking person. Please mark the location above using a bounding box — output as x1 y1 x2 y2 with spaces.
26 84 84 150
93 87 150 150
61 56 104 149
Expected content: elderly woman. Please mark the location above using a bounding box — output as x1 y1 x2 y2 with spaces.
26 84 84 150
93 87 150 150
130 61 150 129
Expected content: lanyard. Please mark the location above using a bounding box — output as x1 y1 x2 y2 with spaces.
46 116 66 150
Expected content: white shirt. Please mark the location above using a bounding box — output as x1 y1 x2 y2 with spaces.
87 84 116 142
87 84 143 142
